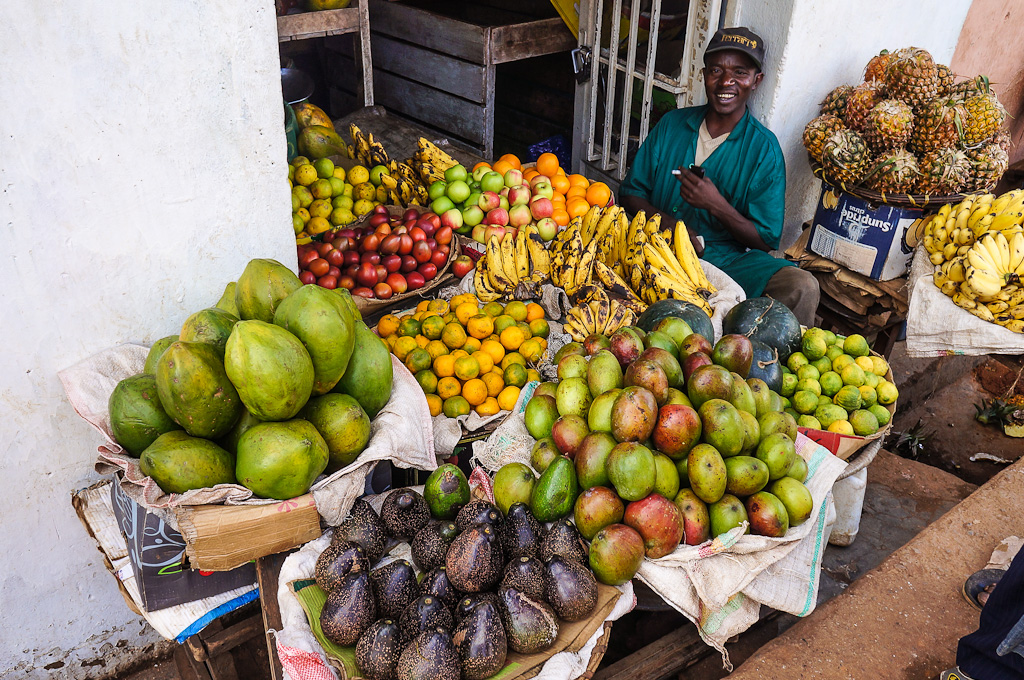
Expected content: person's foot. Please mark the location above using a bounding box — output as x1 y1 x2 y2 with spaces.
939 668 976 680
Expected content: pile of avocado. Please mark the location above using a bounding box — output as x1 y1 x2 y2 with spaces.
107 258 393 500
317 464 602 680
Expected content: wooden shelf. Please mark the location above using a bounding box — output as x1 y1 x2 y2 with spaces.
278 6 361 42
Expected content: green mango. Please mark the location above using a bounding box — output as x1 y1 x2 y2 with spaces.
236 419 329 499
274 285 355 396
155 341 243 439
109 373 182 456
530 456 579 522
140 430 236 494
333 321 393 418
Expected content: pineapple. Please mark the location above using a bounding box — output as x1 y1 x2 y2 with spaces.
964 143 1009 192
910 98 965 154
820 85 853 117
863 99 914 152
950 75 990 103
935 64 955 96
864 50 894 83
884 47 939 110
803 115 846 162
844 81 886 132
962 91 1007 145
822 129 872 186
917 147 971 194
992 128 1012 153
865 149 920 193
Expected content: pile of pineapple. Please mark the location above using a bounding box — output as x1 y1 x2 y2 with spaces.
803 47 1009 196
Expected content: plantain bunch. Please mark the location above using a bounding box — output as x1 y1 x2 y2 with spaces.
563 283 639 342
413 138 459 186
474 224 551 302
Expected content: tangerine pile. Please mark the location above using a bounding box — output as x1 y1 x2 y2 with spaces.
472 152 612 228
377 294 550 418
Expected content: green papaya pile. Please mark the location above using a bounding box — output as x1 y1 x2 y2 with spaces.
109 258 392 500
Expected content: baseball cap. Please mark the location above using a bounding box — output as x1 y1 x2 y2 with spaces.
704 27 766 71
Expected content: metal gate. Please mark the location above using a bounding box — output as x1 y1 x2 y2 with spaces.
570 0 722 184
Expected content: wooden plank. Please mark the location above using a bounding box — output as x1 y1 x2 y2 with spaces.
592 624 709 680
203 616 264 659
373 70 488 145
278 7 360 42
356 0 374 106
257 553 289 680
489 18 577 64
368 0 486 63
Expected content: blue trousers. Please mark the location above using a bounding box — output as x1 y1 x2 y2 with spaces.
957 550 1024 679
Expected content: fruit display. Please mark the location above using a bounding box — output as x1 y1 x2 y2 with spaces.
804 47 1009 195
493 313 815 586
376 294 549 418
289 155 385 243
107 258 392 498
315 466 607 679
296 205 457 300
778 329 897 436
923 189 1024 332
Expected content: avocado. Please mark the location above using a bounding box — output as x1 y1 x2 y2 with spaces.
452 599 508 680
500 502 542 559
399 595 454 642
395 627 461 680
538 519 588 565
446 525 504 593
370 559 419 619
497 586 559 654
355 619 402 680
501 556 546 601
332 499 387 564
320 571 376 647
419 567 462 610
423 464 470 519
411 520 459 572
544 556 598 621
315 541 369 593
529 455 579 522
455 500 504 533
380 488 430 541
455 592 500 624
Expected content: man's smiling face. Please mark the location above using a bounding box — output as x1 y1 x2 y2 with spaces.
703 50 763 117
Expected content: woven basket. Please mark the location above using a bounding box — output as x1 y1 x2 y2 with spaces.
573 622 614 680
808 157 989 209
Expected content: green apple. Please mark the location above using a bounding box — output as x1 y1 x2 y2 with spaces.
444 164 468 183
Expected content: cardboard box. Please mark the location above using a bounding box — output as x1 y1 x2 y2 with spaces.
808 185 925 281
110 478 259 611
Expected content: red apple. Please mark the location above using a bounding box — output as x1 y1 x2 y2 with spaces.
471 224 487 243
503 169 523 187
483 225 506 243
452 255 474 278
478 191 501 212
508 204 532 228
508 185 532 206
486 208 509 226
530 196 554 220
535 217 558 241
441 208 464 230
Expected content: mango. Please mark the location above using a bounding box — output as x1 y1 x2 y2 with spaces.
225 320 314 421
769 477 813 526
610 386 658 443
787 455 808 482
573 486 624 541
687 364 733 409
274 285 355 395
333 321 393 418
643 330 678 355
623 492 684 558
298 125 347 160
155 341 243 439
651 404 701 460
530 455 578 522
493 463 536 515
755 433 796 480
555 377 591 419
235 258 302 323
745 491 789 537
652 317 692 349
144 335 179 376
708 494 748 537
664 388 693 408
109 373 182 456
525 394 559 440
652 452 680 499
687 443 726 504
530 437 560 473
698 398 744 457
673 489 709 545
236 419 329 499
746 378 773 417
624 359 669 405
587 388 621 433
737 410 760 455
728 376 757 416
712 334 753 378
588 523 644 586
534 381 558 400
586 350 623 398
724 456 769 497
554 342 585 363
302 393 370 471
606 442 655 501
574 432 616 489
140 430 236 494
557 354 588 381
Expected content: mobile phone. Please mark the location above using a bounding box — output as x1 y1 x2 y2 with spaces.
689 164 705 179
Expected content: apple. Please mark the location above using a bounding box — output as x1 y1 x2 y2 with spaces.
530 196 554 220
478 191 501 212
441 208 464 229
452 255 474 278
480 171 505 194
499 186 510 199
446 180 471 205
506 227 518 240
444 164 468 183
471 224 487 242
406 271 425 290
472 166 490 183
485 208 509 227
484 225 507 243
508 185 532 206
386 273 408 294
428 181 448 201
504 169 523 188
431 196 455 215
535 217 558 241
508 204 532 228
466 192 482 209
356 262 378 288
462 205 484 227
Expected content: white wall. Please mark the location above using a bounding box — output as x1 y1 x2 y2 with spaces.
0 2 293 677
726 0 974 249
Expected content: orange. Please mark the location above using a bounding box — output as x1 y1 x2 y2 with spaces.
523 168 540 182
427 299 450 313
473 161 492 173
501 352 526 370
482 301 504 317
586 181 612 207
536 153 560 178
481 371 504 397
556 166 566 176
466 314 494 339
392 336 418 362
481 339 505 365
384 334 398 351
443 395 471 418
551 193 566 205
415 335 429 349
454 355 480 380
566 185 587 200
471 350 494 375
551 174 570 195
503 363 528 388
454 301 479 326
415 369 438 394
377 314 401 338
450 293 478 309
462 378 488 406
493 314 517 334
405 348 432 373
450 349 470 360
425 394 443 416
421 315 445 340
416 300 430 312
567 197 590 219
529 320 550 341
476 396 500 417
552 210 570 227
492 159 514 176
518 338 543 363
433 354 456 378
462 336 481 354
437 376 462 400
500 325 527 351
503 301 528 322
498 153 522 171
497 385 521 411
398 316 421 337
526 368 541 384
568 173 590 188
425 339 449 361
442 322 467 349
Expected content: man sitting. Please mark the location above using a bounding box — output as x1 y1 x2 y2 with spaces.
619 26 820 326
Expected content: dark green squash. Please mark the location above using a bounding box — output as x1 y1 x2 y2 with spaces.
636 300 715 343
722 297 801 362
747 340 782 392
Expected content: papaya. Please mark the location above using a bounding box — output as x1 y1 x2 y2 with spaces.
217 409 263 455
180 307 239 356
215 282 239 317
155 341 243 439
332 321 392 418
139 430 236 494
234 259 302 323
236 419 329 499
108 373 182 456
292 102 336 130
298 125 347 160
333 288 362 322
302 393 371 471
144 335 179 376
224 320 314 421
274 285 354 395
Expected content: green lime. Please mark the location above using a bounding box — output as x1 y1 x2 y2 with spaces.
792 390 819 415
825 345 844 362
797 365 820 382
787 351 809 373
869 404 892 427
876 381 899 406
834 385 862 411
840 364 866 387
801 329 828 361
780 373 798 397
832 354 855 373
823 330 837 346
820 371 843 397
858 385 878 408
416 369 438 394
843 334 870 357
796 378 822 396
797 414 822 430
814 403 848 429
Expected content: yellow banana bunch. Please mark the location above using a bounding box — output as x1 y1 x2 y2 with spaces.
414 138 458 172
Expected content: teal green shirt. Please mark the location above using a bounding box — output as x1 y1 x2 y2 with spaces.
620 105 792 297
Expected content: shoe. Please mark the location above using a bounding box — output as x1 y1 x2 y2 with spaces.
939 668 976 680
962 568 1006 611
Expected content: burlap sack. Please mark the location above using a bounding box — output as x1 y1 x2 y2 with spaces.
906 246 1024 357
59 345 436 527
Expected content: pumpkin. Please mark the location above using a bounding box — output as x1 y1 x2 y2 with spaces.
721 297 801 362
636 300 715 343
748 339 782 392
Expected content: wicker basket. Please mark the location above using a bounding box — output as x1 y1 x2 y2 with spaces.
574 622 614 680
808 157 988 209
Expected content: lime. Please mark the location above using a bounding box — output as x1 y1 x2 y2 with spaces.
855 356 875 374
348 165 370 185
817 394 832 407
792 390 819 414
313 157 335 179
832 354 855 373
876 381 899 406
294 163 318 186
823 330 837 346
858 385 878 408
801 331 828 361
834 385 862 411
812 357 833 375
863 371 880 388
819 371 843 397
415 369 438 394
797 365 820 382
825 345 844 362
868 404 892 427
840 364 866 387
290 155 311 167
786 351 809 373
814 403 848 429
871 356 889 377
780 373 798 397
797 415 822 430
843 334 870 357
